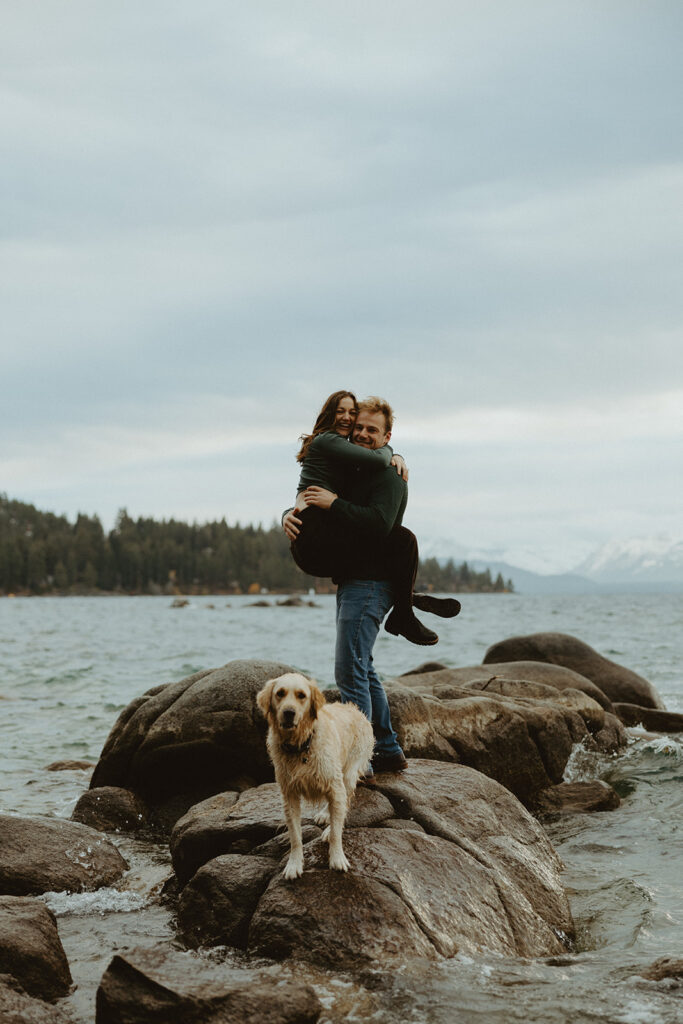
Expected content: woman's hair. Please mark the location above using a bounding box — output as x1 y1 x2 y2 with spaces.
296 390 358 463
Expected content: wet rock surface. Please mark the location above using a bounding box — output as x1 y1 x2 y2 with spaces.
383 673 625 807
0 975 72 1023
535 781 621 817
483 632 665 709
0 896 72 1002
72 787 149 833
177 854 279 948
89 660 296 829
612 704 683 732
639 957 683 982
95 947 322 1024
247 760 573 966
170 784 394 886
0 815 128 896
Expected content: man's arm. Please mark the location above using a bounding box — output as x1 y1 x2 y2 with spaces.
281 507 302 540
304 471 406 538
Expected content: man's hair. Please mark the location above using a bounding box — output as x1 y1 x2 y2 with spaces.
357 396 394 433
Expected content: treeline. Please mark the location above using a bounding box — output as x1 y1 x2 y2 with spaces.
0 495 513 595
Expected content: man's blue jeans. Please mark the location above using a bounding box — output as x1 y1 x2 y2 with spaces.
334 579 403 759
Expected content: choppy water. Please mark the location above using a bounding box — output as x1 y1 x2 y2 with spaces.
1 594 681 1023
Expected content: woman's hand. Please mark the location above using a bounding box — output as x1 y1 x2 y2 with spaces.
391 454 409 480
303 486 338 510
282 508 303 540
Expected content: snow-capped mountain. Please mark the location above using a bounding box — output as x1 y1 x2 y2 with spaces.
575 536 683 584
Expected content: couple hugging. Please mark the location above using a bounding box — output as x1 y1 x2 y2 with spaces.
282 390 460 777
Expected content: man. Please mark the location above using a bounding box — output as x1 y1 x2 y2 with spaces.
284 397 410 774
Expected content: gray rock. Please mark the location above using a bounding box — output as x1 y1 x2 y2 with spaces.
0 975 71 1023
178 854 279 948
89 659 295 829
0 816 127 897
0 897 72 1002
483 633 664 709
72 787 149 832
248 761 573 967
95 947 321 1024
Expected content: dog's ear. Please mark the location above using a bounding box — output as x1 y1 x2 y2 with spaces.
308 681 326 720
256 678 277 721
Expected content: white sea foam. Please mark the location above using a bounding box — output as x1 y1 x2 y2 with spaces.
39 888 148 916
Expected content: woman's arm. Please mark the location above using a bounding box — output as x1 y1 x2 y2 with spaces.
312 431 393 469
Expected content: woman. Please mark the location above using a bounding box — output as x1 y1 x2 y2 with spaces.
287 391 459 645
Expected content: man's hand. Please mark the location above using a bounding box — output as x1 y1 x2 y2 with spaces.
282 508 303 540
303 486 338 510
391 454 409 480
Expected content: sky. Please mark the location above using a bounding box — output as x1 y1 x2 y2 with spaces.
2 1 682 573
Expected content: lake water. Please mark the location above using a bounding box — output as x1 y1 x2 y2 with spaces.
1 594 682 1022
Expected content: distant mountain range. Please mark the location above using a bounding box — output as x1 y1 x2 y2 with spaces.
424 535 683 594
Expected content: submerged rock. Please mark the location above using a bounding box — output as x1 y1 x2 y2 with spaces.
535 780 621 817
0 896 72 1002
639 957 683 982
483 633 664 709
612 704 683 732
247 760 573 966
89 659 295 829
95 947 322 1024
0 815 128 896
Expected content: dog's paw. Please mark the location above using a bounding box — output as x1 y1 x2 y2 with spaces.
314 809 330 827
283 858 304 880
329 849 350 872
320 825 330 843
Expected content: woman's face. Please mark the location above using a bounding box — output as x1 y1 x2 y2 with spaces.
333 396 358 437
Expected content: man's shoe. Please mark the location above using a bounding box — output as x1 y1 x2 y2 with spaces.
384 610 438 646
358 772 377 787
413 594 461 618
372 752 408 773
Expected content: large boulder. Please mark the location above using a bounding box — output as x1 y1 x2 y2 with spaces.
0 975 71 1023
0 896 72 1002
170 785 394 886
89 660 295 829
95 947 321 1024
383 675 625 808
405 660 614 711
483 633 665 709
246 760 573 966
0 815 128 896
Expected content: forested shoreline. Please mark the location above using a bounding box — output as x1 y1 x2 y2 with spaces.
0 495 513 596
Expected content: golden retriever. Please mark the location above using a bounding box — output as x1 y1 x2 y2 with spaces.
257 672 374 879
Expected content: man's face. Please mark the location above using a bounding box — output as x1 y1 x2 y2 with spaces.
352 410 391 449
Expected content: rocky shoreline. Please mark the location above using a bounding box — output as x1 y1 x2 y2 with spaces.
2 631 681 1022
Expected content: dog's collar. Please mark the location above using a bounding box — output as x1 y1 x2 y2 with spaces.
281 734 313 761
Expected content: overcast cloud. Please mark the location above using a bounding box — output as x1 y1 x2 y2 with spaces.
2 1 682 571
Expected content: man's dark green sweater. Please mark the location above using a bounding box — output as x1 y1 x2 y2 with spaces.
327 464 407 581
